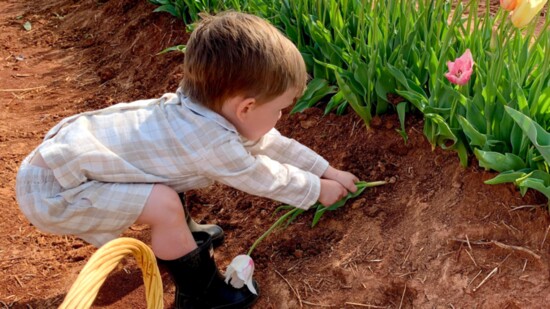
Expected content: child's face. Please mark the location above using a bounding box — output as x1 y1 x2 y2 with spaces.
238 88 298 142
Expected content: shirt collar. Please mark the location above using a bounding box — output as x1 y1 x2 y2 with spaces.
177 88 238 134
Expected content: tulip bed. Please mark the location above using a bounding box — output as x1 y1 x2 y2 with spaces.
149 0 550 207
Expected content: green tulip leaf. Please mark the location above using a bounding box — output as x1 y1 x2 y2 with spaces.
458 115 487 148
484 171 527 185
517 178 550 199
505 106 550 165
292 78 337 114
474 148 526 172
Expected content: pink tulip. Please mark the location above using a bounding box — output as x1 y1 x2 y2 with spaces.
444 49 474 86
501 0 518 10
224 255 258 295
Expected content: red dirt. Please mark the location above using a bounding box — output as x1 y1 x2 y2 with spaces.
1 0 549 308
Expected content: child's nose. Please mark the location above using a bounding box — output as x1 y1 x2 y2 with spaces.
278 111 282 119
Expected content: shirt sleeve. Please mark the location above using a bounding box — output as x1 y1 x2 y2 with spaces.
242 128 329 177
197 137 321 210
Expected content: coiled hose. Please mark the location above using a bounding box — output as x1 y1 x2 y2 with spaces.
59 237 163 309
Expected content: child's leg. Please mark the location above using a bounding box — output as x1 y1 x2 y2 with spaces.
136 184 197 260
139 186 259 308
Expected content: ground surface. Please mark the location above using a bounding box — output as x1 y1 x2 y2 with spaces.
1 0 549 308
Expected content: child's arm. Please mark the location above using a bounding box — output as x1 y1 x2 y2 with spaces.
243 128 359 206
242 128 328 177
198 139 322 210
200 132 359 209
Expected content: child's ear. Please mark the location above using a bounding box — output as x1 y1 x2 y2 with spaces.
235 98 256 122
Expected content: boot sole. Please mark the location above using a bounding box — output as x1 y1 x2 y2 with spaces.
211 283 260 309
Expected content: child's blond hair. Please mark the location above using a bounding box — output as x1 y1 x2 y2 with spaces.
179 11 308 112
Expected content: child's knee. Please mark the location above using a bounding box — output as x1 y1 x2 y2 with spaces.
138 184 184 225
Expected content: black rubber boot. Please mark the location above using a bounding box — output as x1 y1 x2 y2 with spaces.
179 193 224 247
157 232 259 309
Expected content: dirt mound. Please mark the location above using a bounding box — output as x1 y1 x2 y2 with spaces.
1 0 549 308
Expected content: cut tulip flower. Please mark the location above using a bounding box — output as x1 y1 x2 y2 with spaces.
510 0 547 28
444 49 474 86
224 254 258 295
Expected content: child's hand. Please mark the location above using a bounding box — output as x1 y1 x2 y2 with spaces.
319 179 349 207
322 166 359 194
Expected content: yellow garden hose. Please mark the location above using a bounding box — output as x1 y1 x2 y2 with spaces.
59 237 163 309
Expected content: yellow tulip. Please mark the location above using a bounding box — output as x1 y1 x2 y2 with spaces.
501 0 518 11
511 0 548 28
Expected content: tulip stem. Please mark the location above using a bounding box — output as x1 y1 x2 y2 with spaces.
247 208 299 256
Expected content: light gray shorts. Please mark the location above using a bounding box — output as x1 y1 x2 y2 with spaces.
15 150 154 247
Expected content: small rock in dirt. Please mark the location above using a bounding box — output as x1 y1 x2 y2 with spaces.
98 67 116 82
351 198 365 210
377 161 386 172
394 242 405 252
364 205 381 217
71 242 85 249
68 254 86 262
371 115 382 127
81 38 95 47
300 119 316 129
389 141 409 156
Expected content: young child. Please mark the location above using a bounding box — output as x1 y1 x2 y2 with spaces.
15 11 358 308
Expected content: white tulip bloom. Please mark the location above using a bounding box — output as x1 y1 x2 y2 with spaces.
224 254 257 295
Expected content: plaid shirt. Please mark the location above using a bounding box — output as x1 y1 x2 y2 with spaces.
37 89 328 210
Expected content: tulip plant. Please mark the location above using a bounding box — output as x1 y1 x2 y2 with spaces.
151 0 550 206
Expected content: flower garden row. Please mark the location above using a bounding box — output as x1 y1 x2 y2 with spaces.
149 0 550 208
